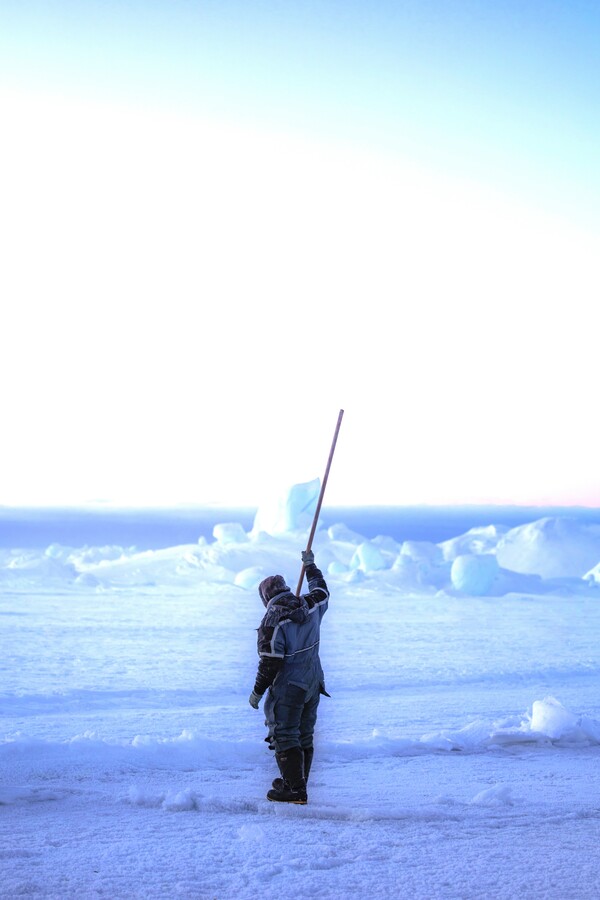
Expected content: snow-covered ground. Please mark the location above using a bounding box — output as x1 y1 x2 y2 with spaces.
2 483 600 899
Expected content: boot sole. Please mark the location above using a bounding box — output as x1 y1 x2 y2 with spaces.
267 797 307 805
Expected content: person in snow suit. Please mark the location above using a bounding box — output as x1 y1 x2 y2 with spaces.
248 549 330 804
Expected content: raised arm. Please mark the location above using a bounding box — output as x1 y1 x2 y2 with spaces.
301 550 329 610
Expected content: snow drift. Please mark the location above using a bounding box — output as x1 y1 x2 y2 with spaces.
1 481 599 598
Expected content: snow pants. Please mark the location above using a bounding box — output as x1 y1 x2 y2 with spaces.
264 680 321 753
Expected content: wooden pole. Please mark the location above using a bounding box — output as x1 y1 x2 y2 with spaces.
295 409 344 596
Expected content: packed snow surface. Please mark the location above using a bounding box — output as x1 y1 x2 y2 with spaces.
2 483 600 899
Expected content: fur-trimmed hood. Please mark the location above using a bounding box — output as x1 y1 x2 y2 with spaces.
258 574 289 606
261 589 310 629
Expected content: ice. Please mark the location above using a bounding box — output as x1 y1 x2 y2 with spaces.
162 788 199 812
234 566 266 590
440 524 509 560
327 522 366 543
350 540 387 572
400 540 444 567
450 553 499 595
213 522 249 544
530 696 580 739
583 560 600 584
470 785 513 806
2 485 600 598
251 478 320 536
496 517 600 578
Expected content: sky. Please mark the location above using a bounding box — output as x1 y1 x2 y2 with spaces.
1 0 599 508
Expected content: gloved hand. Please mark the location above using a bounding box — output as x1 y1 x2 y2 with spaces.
249 691 263 709
301 549 314 566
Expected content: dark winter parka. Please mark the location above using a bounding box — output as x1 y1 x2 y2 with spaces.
252 564 330 740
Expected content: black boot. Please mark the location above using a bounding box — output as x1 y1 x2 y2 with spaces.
271 748 286 792
267 747 307 804
272 746 313 792
303 746 314 783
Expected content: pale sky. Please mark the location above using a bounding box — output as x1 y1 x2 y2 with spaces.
1 1 599 508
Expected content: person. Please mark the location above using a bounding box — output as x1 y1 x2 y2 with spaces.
248 549 330 804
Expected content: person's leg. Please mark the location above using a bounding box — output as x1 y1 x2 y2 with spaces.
262 688 278 755
271 744 314 791
298 690 319 778
267 746 307 803
268 683 306 752
268 690 320 796
265 683 308 803
299 690 319 748
303 745 314 782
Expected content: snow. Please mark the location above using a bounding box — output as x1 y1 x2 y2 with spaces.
495 517 600 579
2 482 600 898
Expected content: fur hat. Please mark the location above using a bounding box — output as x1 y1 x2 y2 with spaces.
258 574 290 606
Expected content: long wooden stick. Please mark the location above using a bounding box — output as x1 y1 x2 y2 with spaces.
295 408 344 596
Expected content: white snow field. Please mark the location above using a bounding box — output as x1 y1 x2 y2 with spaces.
2 482 600 899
